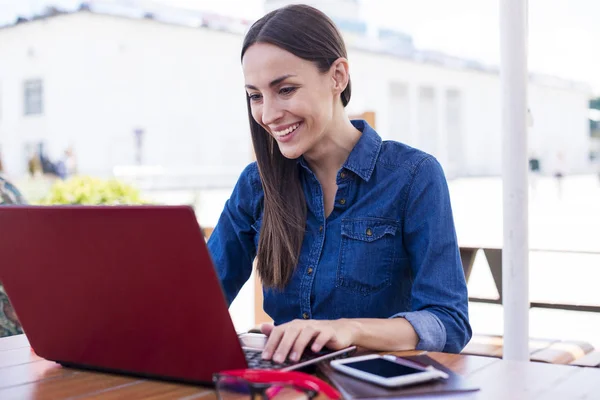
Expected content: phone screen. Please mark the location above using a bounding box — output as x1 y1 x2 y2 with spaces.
343 358 424 378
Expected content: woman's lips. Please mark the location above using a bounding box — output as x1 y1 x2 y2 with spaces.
273 122 302 143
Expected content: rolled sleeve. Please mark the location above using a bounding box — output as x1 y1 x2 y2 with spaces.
390 310 447 352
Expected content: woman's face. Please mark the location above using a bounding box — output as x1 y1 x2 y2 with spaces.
242 43 336 159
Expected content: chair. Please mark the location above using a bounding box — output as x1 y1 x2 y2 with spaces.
0 175 26 337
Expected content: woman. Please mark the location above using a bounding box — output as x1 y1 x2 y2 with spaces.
208 4 471 364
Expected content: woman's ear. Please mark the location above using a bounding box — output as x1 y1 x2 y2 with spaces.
330 57 350 95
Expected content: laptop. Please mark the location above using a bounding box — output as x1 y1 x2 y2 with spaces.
0 205 355 384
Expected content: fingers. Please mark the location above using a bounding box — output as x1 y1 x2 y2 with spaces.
270 324 303 364
311 330 337 353
261 320 343 364
289 325 319 362
262 324 285 360
262 322 303 363
260 323 274 336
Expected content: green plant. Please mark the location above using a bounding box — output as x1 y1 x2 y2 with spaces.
37 176 149 205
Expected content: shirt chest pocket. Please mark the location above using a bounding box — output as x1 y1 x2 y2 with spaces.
336 218 399 296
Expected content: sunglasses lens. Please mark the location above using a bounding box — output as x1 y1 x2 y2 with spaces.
216 376 252 399
216 377 311 400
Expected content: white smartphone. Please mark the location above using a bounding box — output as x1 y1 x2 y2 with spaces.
330 353 449 388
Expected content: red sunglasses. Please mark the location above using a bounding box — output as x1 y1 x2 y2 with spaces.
213 369 342 399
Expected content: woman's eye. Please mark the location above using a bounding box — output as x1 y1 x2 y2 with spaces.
279 87 296 95
248 93 262 102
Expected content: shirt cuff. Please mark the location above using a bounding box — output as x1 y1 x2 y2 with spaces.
390 310 447 352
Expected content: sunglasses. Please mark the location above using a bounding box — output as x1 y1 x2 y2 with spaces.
213 369 342 400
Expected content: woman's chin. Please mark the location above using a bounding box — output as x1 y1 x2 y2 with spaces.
278 145 304 160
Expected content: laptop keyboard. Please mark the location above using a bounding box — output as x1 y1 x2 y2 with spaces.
243 348 327 370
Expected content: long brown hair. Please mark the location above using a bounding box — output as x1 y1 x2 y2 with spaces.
241 5 352 289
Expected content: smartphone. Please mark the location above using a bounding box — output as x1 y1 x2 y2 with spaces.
330 354 449 388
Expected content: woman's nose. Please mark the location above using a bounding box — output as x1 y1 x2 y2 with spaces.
261 97 284 126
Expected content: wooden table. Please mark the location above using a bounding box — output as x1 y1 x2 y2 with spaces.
2 334 600 399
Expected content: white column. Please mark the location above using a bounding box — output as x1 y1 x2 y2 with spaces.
500 0 530 361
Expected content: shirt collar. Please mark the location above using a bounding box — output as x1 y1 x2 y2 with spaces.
342 119 382 182
297 119 382 182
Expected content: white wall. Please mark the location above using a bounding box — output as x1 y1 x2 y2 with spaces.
0 12 252 178
0 11 592 179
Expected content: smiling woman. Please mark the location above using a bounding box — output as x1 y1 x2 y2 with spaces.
207 4 471 366
241 6 355 288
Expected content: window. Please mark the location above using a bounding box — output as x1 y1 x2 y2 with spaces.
389 82 410 144
418 86 437 155
24 79 43 116
446 89 464 175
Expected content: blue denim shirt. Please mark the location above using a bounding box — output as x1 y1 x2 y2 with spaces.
208 120 471 353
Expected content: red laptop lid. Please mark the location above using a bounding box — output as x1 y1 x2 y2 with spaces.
0 205 247 384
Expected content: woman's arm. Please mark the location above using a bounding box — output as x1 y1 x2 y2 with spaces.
207 163 262 305
347 318 419 351
397 155 472 353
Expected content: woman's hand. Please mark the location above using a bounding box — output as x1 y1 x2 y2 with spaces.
260 319 356 363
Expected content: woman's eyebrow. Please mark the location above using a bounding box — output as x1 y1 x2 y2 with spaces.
245 74 297 90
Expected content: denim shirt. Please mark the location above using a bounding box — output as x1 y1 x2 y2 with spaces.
208 120 472 353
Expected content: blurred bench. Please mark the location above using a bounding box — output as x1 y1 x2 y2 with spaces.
570 351 600 367
462 334 599 366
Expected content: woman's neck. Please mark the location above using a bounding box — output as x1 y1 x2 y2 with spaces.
303 116 361 178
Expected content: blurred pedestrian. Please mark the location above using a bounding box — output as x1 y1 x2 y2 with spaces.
554 151 565 199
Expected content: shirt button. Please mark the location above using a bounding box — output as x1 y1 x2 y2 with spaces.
340 171 347 179
302 312 309 320
319 225 323 232
366 228 373 236
307 267 313 275
339 198 346 205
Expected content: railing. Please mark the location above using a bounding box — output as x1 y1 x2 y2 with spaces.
462 246 600 313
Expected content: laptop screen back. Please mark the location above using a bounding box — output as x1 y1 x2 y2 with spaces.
0 205 247 384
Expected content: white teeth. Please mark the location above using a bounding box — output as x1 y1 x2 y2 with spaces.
274 123 300 137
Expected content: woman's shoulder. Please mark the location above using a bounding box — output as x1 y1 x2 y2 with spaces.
234 162 264 211
378 140 437 170
238 161 262 191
